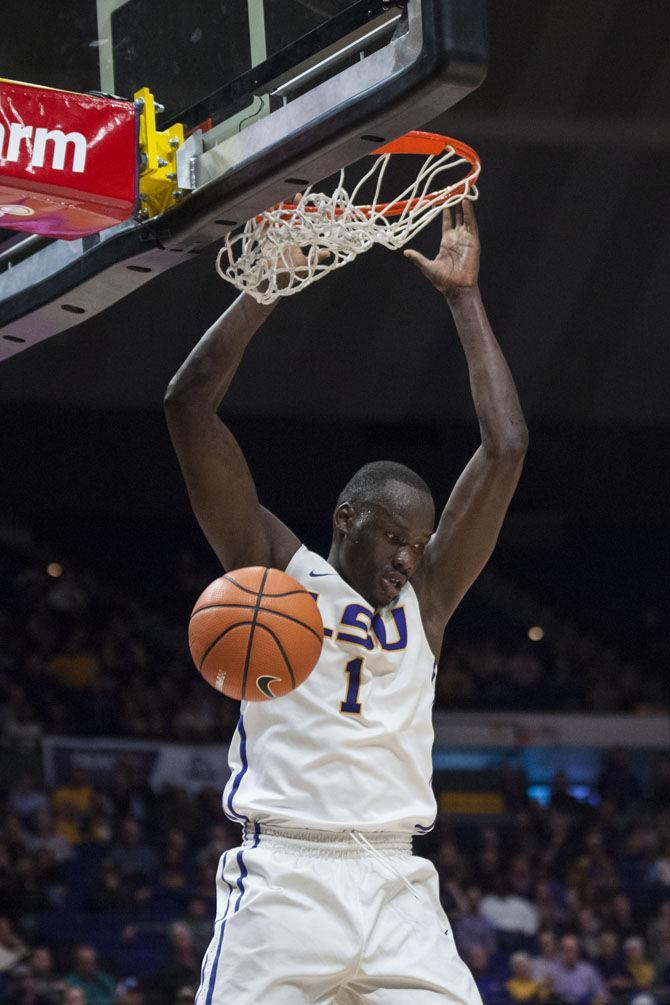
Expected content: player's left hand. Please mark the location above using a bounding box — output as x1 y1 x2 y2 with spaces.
403 199 480 299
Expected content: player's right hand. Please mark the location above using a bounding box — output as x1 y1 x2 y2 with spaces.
270 193 332 291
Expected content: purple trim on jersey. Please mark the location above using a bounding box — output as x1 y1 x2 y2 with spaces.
225 715 249 824
253 822 260 846
202 852 233 1005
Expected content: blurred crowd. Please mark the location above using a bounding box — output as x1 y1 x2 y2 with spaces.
0 535 668 753
0 756 669 1004
1 530 669 1005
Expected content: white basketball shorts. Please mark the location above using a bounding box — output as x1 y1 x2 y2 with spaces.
196 825 483 1005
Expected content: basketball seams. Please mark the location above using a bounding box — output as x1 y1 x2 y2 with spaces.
253 622 296 689
191 602 323 644
196 621 251 673
240 567 270 701
222 573 308 599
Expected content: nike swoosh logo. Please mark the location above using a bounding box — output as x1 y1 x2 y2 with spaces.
309 570 334 577
256 675 282 698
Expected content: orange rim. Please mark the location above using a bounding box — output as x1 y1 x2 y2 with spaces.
276 131 480 220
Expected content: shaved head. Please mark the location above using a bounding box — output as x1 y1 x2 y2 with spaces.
337 461 433 511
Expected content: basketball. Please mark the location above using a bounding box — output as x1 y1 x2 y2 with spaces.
188 567 324 701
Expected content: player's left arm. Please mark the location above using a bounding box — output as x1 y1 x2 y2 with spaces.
405 201 528 631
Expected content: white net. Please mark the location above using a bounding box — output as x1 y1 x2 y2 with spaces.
216 135 480 304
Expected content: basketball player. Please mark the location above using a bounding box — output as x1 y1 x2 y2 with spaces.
165 201 527 1004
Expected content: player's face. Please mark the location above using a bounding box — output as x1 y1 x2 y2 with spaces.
335 488 434 608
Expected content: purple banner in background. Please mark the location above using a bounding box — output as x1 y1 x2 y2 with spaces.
42 736 230 793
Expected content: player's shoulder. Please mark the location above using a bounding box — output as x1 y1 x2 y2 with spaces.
286 544 329 578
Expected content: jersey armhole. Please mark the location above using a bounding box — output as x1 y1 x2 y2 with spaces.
404 576 443 661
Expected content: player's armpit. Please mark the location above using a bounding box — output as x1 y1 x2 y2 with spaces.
417 443 526 639
260 507 301 572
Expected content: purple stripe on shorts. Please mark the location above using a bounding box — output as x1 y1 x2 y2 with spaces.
233 847 248 912
204 852 234 1005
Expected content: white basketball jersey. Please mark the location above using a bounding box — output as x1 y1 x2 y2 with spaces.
222 545 438 834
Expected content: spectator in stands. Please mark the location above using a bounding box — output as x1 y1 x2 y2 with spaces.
194 824 237 869
531 930 558 986
619 826 655 906
477 846 502 896
568 830 619 904
173 985 197 1005
65 946 115 1005
533 879 570 930
595 930 634 997
539 811 576 881
180 897 213 958
156 792 200 842
8 775 49 824
646 839 670 891
29 946 67 1004
84 865 135 913
623 937 655 990
107 819 158 888
1 814 27 860
155 923 200 1004
114 977 145 1005
23 810 73 863
1 701 42 753
50 767 93 842
506 951 546 1004
465 944 509 1005
646 901 670 973
62 989 86 1005
47 626 101 691
436 838 468 915
454 885 498 957
191 859 218 903
649 757 670 813
0 917 28 972
609 892 634 938
509 855 534 900
547 934 607 1005
2 964 53 1005
576 906 603 960
0 842 16 917
157 834 190 896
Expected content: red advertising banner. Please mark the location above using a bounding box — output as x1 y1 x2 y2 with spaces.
0 80 138 239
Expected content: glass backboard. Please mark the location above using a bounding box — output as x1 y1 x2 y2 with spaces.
0 0 487 358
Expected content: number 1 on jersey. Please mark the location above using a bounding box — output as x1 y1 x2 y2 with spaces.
340 657 363 715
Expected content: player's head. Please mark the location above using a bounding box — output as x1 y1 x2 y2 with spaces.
331 460 434 608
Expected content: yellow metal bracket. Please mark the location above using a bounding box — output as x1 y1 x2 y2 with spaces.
134 86 185 219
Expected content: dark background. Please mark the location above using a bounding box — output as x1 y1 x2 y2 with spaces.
1 0 669 655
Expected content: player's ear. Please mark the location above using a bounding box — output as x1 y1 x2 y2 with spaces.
334 503 354 535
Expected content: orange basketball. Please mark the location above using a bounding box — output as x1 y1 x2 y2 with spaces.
188 567 323 701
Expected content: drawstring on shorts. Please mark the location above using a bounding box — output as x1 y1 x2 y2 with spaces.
349 830 420 900
242 823 418 898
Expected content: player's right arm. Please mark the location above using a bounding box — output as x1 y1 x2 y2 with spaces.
164 292 300 572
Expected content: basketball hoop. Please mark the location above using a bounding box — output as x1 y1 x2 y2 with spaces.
216 131 481 303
